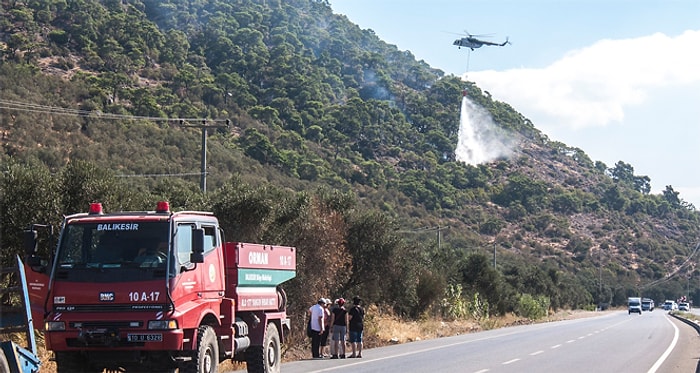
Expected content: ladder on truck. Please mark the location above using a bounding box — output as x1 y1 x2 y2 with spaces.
0 255 41 373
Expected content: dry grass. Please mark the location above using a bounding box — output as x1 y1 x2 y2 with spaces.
673 310 699 322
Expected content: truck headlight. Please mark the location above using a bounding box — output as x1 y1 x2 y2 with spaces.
46 321 66 331
148 320 178 330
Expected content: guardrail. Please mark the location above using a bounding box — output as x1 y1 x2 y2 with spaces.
669 312 700 333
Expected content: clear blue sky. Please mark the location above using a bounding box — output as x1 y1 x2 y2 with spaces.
330 0 700 207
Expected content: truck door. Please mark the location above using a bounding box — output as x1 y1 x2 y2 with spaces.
198 224 224 299
172 224 201 305
171 223 224 304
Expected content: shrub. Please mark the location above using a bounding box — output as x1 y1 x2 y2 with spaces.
441 284 468 320
467 292 490 321
516 294 550 320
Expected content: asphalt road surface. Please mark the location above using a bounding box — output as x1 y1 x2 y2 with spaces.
229 310 700 373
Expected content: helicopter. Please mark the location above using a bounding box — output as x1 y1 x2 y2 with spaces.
453 32 510 51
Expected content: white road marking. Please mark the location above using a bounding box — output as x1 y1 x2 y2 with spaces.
530 350 544 356
300 328 530 372
647 315 679 373
300 313 646 373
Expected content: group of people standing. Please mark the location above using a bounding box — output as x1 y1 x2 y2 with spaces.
308 295 365 359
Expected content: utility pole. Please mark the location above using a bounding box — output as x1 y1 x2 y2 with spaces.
436 225 449 251
493 241 497 268
599 247 602 305
180 119 230 193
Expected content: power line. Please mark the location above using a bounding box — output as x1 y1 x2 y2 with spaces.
2 98 231 190
639 240 700 290
397 226 450 233
0 98 229 124
397 226 450 251
116 172 203 178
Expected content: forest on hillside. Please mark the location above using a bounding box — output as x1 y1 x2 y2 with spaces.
2 0 700 336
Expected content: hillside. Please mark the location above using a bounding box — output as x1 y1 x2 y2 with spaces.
1 0 699 328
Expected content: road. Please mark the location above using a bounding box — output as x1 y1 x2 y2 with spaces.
230 310 700 373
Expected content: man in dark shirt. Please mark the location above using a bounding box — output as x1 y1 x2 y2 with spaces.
348 296 365 358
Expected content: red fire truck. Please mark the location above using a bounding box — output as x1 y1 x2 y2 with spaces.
24 202 296 373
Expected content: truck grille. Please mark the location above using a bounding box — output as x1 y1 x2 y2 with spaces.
69 321 142 329
54 304 171 312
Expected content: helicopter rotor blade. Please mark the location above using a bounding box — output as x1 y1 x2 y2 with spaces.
464 30 494 38
443 30 468 36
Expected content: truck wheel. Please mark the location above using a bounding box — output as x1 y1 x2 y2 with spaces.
55 351 90 372
246 323 280 373
0 349 10 373
182 325 219 373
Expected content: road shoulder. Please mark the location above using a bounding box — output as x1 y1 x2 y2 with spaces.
658 314 700 373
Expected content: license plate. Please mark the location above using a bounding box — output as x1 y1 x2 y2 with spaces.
127 333 162 342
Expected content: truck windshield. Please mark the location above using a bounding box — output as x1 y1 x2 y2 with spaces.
57 221 170 269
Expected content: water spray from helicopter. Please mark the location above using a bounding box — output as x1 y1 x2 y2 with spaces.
453 30 515 165
455 89 515 165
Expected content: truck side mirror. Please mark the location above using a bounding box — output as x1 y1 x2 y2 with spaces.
190 228 205 263
23 228 48 273
24 229 38 256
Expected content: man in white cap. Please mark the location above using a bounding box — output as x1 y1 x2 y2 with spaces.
308 298 326 358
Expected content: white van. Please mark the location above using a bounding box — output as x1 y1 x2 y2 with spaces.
628 297 642 314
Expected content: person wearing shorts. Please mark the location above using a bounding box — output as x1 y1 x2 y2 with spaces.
348 296 365 358
330 298 349 359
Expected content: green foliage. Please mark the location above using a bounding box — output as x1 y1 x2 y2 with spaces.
415 269 447 317
467 292 490 321
209 177 282 242
343 211 409 307
516 294 550 320
492 173 550 212
441 284 469 320
59 160 132 214
479 218 504 235
0 159 61 263
460 254 511 315
551 190 583 214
